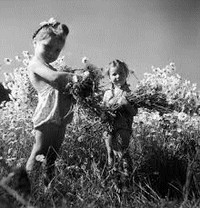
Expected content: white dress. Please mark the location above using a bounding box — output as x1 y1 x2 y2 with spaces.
32 85 61 128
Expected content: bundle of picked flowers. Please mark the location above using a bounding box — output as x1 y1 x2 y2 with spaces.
61 58 116 131
62 57 103 98
62 60 175 132
61 58 181 134
125 84 174 114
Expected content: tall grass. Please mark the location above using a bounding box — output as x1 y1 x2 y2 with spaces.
1 54 200 207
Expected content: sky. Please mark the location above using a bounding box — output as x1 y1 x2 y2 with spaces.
0 0 200 89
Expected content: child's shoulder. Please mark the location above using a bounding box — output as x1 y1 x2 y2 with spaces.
28 58 41 71
103 88 113 96
28 58 53 74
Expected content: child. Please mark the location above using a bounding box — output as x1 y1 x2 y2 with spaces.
102 59 138 172
25 18 79 187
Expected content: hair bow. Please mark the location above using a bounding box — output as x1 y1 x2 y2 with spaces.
39 17 57 27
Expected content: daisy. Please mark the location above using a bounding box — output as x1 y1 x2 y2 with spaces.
4 58 12 65
177 112 187 121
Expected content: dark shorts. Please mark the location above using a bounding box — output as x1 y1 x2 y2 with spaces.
35 123 66 156
112 129 132 152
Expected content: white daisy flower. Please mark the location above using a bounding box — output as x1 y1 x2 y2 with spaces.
22 51 30 58
82 57 89 64
15 55 22 62
35 154 46 163
40 17 57 26
177 112 187 121
4 58 12 65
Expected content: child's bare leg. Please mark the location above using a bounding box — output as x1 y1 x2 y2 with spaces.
26 130 43 172
26 123 66 187
103 132 113 166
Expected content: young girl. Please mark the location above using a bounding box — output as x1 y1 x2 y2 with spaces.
25 18 79 187
102 60 138 171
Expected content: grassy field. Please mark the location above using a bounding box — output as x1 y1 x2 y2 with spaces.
1 56 200 208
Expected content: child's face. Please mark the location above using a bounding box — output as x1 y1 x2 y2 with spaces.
109 66 127 87
34 35 65 63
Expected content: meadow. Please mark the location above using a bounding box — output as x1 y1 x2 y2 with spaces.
0 53 200 208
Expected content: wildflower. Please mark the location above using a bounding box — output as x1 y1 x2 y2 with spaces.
169 62 175 67
152 67 157 73
7 81 14 90
81 164 86 170
22 51 30 58
23 59 29 66
77 135 84 142
168 142 176 150
94 117 101 123
35 154 46 163
0 101 6 108
8 72 15 80
185 92 191 98
82 56 89 64
191 83 197 91
15 55 21 62
13 68 20 74
39 17 57 27
14 101 21 109
3 72 10 82
4 58 12 65
5 101 13 109
177 112 187 121
151 112 161 121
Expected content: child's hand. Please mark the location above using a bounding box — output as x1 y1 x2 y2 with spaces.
72 71 90 83
72 75 79 83
82 71 90 80
117 96 128 106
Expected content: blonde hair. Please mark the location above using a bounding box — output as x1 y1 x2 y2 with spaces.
106 59 129 78
105 59 130 94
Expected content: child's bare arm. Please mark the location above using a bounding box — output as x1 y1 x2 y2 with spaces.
102 90 112 106
29 62 74 84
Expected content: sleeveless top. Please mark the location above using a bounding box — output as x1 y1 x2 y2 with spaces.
32 84 75 128
103 84 137 131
